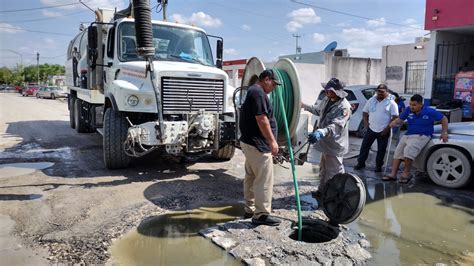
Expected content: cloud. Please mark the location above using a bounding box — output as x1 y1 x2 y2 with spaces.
403 18 417 25
285 21 302 33
241 24 251 31
172 12 222 28
366 17 386 27
42 9 62 17
333 22 351 27
338 25 427 57
44 38 56 46
312 33 326 43
286 8 321 32
224 48 238 56
0 23 23 33
288 8 321 24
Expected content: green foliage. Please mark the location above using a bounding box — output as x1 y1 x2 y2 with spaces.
0 64 65 85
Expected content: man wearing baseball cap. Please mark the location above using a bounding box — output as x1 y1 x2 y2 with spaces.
301 78 352 199
239 69 281 226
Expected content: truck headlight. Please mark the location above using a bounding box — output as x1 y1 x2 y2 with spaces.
127 95 139 106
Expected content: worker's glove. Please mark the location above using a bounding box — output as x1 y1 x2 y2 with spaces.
308 129 325 143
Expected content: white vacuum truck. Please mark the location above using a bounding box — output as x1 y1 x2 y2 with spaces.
65 1 236 169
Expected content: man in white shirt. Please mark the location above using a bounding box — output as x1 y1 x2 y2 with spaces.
354 84 399 172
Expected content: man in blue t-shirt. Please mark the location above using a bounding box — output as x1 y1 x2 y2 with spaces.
383 94 448 183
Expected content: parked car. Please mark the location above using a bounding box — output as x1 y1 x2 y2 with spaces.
21 86 39 96
413 122 474 188
313 85 410 137
36 86 67 99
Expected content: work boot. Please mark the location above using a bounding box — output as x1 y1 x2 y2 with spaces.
252 215 281 226
243 211 253 219
353 163 365 170
311 190 321 201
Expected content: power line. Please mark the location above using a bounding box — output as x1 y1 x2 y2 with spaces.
0 2 79 13
0 10 87 23
42 54 66 59
0 26 71 36
290 0 425 31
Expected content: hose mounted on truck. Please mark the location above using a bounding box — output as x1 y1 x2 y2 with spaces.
123 0 165 156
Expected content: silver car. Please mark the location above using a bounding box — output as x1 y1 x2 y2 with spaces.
413 122 474 188
314 85 410 137
36 86 67 99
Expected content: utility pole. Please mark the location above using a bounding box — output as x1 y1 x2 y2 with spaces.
292 33 302 54
36 52 40 85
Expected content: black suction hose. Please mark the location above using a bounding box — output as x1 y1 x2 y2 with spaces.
132 0 155 57
132 0 164 141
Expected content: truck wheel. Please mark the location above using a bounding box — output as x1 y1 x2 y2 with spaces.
212 144 235 161
74 99 89 133
103 108 130 169
69 97 76 129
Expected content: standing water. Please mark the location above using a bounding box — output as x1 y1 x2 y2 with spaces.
350 182 474 265
108 205 242 265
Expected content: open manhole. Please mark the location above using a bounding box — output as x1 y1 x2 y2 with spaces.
290 173 366 243
289 218 340 243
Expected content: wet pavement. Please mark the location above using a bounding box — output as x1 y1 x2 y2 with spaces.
1 92 474 264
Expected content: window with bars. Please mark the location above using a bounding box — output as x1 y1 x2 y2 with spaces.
405 61 427 94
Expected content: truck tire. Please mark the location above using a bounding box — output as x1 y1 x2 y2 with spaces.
69 97 76 129
74 99 89 133
212 144 235 161
103 108 130 169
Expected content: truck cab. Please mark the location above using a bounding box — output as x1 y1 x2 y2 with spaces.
66 8 236 169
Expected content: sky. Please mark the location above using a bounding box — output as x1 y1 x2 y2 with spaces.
0 0 428 68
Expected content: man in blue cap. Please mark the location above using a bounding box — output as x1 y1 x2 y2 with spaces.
301 78 352 198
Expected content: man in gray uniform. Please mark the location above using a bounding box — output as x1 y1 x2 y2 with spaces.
301 78 352 197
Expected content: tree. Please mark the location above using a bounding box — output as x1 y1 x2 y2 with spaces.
0 67 13 84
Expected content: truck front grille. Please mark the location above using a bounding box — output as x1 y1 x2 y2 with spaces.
161 77 224 114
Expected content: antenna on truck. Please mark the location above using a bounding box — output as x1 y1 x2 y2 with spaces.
156 0 168 21
79 0 94 13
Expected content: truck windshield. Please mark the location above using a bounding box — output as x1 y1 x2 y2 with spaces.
118 22 214 66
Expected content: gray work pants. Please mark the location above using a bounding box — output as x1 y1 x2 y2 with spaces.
319 153 345 189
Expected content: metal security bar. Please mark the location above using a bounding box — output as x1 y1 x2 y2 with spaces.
405 61 427 94
432 38 474 105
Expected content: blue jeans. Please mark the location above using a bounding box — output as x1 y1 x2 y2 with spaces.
357 127 390 168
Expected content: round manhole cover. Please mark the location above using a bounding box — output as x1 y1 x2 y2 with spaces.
321 173 366 225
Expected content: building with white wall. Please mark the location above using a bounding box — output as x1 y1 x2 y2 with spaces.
381 38 429 94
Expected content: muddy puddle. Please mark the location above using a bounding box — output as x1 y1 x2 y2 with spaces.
108 205 243 265
0 162 54 178
350 182 474 265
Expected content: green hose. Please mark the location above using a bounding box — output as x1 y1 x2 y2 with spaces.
270 68 303 241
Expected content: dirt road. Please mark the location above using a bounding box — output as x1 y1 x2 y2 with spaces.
0 92 317 263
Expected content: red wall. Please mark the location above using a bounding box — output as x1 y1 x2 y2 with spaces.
425 0 474 30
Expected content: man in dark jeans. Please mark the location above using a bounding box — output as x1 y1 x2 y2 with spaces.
354 84 399 172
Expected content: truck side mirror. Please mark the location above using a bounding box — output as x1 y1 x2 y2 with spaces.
87 25 98 68
216 39 223 69
88 26 98 49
